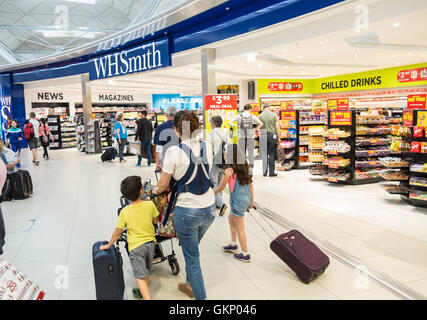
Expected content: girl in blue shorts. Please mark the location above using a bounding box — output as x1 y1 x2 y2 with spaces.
214 144 254 263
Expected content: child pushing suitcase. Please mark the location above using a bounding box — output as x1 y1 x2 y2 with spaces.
100 176 159 300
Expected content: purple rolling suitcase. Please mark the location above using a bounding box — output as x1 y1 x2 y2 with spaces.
270 230 330 284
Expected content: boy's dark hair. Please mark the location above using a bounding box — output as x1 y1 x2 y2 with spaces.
29 112 36 118
120 176 142 201
243 104 252 111
141 110 148 117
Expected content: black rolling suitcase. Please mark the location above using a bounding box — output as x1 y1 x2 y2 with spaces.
101 147 117 162
92 241 125 300
9 170 33 200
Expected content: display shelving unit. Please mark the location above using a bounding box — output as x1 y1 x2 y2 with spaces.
60 116 77 148
323 109 401 185
380 110 427 208
299 109 328 169
47 115 61 149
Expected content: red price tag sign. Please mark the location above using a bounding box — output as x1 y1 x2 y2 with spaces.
329 164 339 169
407 94 427 110
328 150 338 155
397 67 427 83
403 110 413 127
280 111 296 120
204 94 238 110
328 177 338 183
369 161 378 166
330 110 352 126
268 82 303 92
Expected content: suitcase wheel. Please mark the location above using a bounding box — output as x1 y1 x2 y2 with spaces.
168 257 180 276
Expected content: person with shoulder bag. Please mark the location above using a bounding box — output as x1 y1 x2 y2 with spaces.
152 110 216 300
39 118 54 160
207 116 230 216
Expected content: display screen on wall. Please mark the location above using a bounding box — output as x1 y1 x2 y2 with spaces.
152 94 202 111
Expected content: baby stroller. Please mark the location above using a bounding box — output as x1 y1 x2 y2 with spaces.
116 178 180 275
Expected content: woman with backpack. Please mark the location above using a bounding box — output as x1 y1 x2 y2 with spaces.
39 118 54 160
207 116 230 216
152 110 216 300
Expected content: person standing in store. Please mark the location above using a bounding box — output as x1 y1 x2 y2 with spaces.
28 112 40 166
6 120 23 164
39 118 54 160
152 111 216 300
207 115 230 217
228 104 263 169
135 110 153 167
153 106 179 171
258 103 280 177
114 113 128 163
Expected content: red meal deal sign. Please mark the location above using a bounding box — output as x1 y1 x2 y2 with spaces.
328 98 349 110
281 101 294 110
397 67 427 83
280 110 296 120
330 110 352 126
204 94 237 110
268 82 303 92
407 94 427 110
403 110 414 127
250 103 259 112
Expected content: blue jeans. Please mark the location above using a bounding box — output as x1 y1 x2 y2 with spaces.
209 165 224 208
174 204 216 300
137 141 151 166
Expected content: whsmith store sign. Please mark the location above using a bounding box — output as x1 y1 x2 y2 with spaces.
89 37 170 80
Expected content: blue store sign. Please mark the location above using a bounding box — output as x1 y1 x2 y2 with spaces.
152 94 202 110
89 37 171 80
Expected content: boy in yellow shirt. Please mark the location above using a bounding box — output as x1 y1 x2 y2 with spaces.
100 176 159 300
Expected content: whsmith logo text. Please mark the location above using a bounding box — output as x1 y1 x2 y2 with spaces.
91 41 165 79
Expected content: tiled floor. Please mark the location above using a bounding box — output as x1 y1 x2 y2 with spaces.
0 148 426 300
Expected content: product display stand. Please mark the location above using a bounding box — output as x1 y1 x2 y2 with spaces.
276 110 299 171
380 110 427 208
47 115 61 149
323 109 404 185
299 109 328 169
60 116 77 148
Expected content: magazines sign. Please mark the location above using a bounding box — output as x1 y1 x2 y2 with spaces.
330 110 352 126
407 94 426 110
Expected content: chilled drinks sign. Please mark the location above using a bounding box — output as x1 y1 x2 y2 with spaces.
89 37 170 80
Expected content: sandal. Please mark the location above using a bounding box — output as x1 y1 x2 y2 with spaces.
178 283 194 299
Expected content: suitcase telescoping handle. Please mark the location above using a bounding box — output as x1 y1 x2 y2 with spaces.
246 205 281 241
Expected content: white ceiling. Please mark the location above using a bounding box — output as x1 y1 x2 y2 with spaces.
23 0 427 97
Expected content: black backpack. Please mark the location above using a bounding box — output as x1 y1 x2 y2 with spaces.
240 113 253 133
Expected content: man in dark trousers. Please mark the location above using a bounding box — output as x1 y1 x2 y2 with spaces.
135 110 153 167
258 103 280 177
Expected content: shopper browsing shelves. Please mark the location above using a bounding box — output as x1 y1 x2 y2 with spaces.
258 103 281 177
228 104 263 169
215 144 254 263
100 176 159 300
114 113 128 163
207 115 230 217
